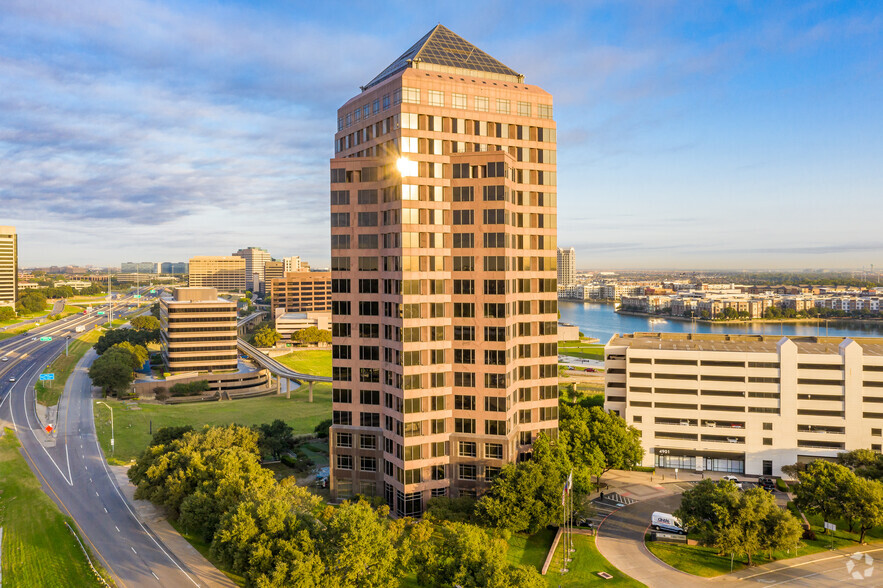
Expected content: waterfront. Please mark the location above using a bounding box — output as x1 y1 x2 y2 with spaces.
559 300 883 343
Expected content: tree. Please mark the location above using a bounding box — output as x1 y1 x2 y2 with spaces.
131 315 160 331
88 351 136 396
253 325 281 347
149 426 194 447
679 482 802 566
256 419 297 461
150 302 160 319
839 449 883 480
794 461 853 529
0 306 15 321
425 496 477 524
109 341 148 371
557 403 605 493
94 327 159 355
16 290 47 314
475 434 568 534
843 477 883 543
292 326 331 344
313 418 331 438
317 500 407 588
585 406 643 484
412 521 544 588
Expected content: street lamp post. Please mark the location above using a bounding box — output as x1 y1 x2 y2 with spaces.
96 401 114 455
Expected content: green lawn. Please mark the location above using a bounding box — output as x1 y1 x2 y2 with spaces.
507 527 556 570
0 305 52 327
94 382 332 464
558 341 605 361
36 329 102 406
645 509 883 578
546 533 644 587
0 428 110 587
275 349 332 377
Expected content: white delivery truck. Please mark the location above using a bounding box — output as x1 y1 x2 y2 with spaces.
651 512 686 534
75 325 86 333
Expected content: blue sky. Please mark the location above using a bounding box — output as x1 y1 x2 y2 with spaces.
2 1 881 270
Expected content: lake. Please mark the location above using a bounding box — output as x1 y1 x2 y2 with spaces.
558 300 883 344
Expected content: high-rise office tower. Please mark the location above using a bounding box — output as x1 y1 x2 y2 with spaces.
0 226 18 309
329 25 559 516
557 247 575 288
232 247 272 293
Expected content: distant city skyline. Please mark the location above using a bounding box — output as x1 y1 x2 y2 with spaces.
2 1 881 269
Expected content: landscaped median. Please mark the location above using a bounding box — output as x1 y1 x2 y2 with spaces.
0 428 112 587
35 328 102 406
546 532 644 586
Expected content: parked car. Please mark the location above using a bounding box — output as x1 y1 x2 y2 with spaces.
722 475 743 490
315 466 330 488
758 477 776 492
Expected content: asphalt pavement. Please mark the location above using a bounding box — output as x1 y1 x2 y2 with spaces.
0 296 231 587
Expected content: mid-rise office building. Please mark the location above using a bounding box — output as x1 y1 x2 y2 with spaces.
264 261 285 285
0 226 17 308
188 256 246 291
232 247 272 293
121 261 159 274
605 332 883 477
557 247 575 288
269 271 332 313
282 256 302 272
160 262 189 274
160 287 238 373
329 25 559 515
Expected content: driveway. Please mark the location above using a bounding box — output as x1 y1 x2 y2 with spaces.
596 483 883 587
596 490 710 587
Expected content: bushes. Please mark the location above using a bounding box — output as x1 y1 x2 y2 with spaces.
169 380 210 397
314 418 331 438
279 448 314 473
776 478 789 492
633 466 656 473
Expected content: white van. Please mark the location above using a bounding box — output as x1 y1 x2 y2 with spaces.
651 511 686 534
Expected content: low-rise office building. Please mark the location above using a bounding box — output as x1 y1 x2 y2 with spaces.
604 332 883 477
188 256 246 292
274 311 332 339
160 287 238 374
268 271 331 314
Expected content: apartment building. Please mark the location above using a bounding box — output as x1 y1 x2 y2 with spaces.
329 25 559 516
604 332 883 477
188 256 246 292
232 247 272 293
0 226 17 308
557 247 575 289
269 271 332 313
159 287 238 373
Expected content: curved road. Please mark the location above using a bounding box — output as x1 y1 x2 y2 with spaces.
0 295 224 587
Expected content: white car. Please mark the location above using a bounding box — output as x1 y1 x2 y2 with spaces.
722 475 743 489
1 356 8 362
8 377 15 382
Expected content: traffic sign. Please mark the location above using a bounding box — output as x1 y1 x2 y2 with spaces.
44 424 54 434
39 373 55 381
39 336 52 342
97 311 105 315
149 289 156 294
134 295 141 299
824 521 837 532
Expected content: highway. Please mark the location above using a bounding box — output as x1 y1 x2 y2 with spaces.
0 290 212 587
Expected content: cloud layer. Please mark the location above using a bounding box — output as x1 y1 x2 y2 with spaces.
2 1 881 269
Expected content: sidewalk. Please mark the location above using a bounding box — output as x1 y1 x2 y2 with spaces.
109 465 238 588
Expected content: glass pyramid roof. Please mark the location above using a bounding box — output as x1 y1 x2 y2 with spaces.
363 25 521 90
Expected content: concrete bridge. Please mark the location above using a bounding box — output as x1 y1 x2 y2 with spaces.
235 336 332 402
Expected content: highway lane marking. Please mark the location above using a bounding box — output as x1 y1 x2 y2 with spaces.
104 507 108 513
15 351 73 486
740 546 883 579
152 572 159 580
96 491 100 497
88 392 201 586
13 418 128 588
116 526 120 533
131 547 137 554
